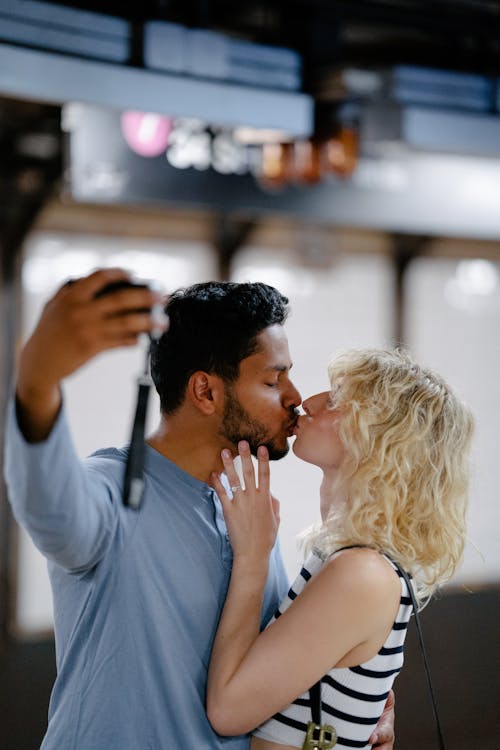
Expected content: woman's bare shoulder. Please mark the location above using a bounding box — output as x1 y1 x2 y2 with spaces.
318 546 402 603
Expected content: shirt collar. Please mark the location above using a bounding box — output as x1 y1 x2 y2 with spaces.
144 443 214 500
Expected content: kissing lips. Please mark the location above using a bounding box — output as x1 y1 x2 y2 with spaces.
286 417 299 437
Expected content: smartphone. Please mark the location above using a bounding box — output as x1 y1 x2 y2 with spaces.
95 278 166 339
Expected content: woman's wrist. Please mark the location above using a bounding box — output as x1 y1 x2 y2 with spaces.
231 554 270 582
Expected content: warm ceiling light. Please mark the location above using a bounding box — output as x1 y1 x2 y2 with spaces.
233 127 294 144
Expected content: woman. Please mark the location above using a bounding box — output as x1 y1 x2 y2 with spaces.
207 348 473 750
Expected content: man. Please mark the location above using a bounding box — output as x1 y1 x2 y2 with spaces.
4 267 394 749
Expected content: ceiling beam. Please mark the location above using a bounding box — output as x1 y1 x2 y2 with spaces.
0 43 313 138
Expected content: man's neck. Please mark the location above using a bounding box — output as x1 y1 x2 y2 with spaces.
147 413 227 486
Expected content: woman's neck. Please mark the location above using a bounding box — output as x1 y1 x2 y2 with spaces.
319 471 347 522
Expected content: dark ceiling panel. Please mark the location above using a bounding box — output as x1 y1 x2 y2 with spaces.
1 0 500 240
36 0 500 74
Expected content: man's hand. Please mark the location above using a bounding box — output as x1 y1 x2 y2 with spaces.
16 267 165 442
369 689 395 750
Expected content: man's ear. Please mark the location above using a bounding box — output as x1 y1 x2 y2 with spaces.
187 371 225 415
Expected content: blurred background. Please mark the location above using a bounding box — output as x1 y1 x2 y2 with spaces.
0 1 499 747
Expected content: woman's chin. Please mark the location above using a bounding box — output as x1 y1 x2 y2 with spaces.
291 440 308 463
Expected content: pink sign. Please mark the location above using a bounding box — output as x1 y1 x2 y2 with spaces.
121 111 172 157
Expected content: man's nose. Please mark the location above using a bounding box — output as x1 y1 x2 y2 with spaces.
284 380 302 408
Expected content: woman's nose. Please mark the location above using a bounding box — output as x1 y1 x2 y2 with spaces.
301 398 311 415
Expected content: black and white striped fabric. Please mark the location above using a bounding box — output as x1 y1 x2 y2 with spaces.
253 549 413 749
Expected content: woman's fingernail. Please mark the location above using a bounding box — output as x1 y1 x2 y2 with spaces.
222 449 231 460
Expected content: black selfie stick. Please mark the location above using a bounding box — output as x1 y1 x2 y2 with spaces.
95 278 163 510
123 341 153 509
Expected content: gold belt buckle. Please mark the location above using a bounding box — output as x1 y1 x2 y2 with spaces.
302 720 337 749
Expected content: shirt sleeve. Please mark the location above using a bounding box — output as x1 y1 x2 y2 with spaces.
261 536 290 627
3 394 119 574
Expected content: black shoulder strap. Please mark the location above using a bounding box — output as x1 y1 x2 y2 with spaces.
308 547 446 750
390 560 446 750
309 680 322 726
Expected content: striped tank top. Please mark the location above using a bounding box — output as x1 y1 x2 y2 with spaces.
253 548 413 749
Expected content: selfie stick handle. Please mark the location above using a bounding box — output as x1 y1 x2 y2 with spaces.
123 345 152 509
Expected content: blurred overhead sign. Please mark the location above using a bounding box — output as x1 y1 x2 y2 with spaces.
65 103 500 241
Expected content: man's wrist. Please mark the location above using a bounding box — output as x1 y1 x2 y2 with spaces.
15 381 62 443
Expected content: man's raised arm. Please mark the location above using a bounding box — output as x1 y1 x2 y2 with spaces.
16 267 164 442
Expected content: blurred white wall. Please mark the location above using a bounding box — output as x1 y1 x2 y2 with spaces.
12 232 498 635
406 257 500 585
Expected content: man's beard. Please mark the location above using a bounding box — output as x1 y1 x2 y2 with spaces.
221 386 290 461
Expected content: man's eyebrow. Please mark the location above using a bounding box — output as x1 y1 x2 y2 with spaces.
264 363 293 372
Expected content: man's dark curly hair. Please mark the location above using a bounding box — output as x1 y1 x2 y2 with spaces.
150 281 289 414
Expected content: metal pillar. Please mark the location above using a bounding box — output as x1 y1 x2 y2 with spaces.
213 215 255 280
391 233 430 347
0 237 23 647
0 97 62 645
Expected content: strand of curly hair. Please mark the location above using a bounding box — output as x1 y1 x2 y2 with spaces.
304 349 474 607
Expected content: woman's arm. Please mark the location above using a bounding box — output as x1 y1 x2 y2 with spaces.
208 441 280 733
207 444 399 736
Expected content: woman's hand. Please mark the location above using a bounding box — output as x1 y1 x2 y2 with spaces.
207 441 280 728
212 441 280 566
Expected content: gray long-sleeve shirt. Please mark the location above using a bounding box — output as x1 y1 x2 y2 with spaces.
4 399 289 749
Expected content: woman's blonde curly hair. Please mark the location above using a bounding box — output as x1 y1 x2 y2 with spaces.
307 348 474 607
